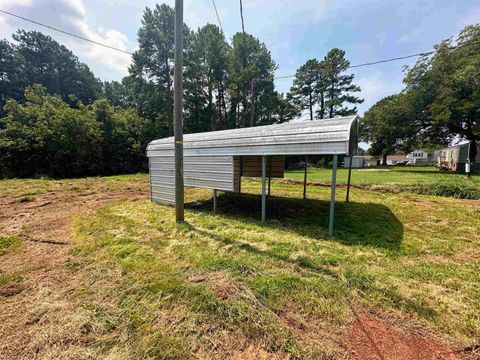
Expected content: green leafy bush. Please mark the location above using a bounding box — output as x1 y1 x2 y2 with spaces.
0 86 153 178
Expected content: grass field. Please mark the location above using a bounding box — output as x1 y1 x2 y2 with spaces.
286 166 480 199
1 173 479 359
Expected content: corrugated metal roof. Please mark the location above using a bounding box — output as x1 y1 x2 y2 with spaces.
147 115 358 157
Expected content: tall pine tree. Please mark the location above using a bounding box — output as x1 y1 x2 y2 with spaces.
289 59 321 120
322 48 363 118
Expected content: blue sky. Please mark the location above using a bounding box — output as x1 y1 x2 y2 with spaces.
1 0 479 114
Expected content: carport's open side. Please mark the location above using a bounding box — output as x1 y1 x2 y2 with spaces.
146 115 358 235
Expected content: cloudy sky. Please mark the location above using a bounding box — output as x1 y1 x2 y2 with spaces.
1 0 479 114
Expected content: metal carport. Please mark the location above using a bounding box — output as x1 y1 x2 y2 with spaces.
146 115 358 236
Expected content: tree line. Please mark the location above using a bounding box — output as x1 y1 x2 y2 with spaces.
109 4 362 135
361 24 480 165
290 50 363 120
0 3 363 178
0 85 153 178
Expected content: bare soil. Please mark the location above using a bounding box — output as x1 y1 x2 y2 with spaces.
0 182 146 359
282 178 367 189
348 315 463 360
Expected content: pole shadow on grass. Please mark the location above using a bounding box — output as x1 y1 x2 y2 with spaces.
185 192 403 251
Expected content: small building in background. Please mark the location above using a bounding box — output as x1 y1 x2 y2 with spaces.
433 142 480 172
344 155 379 168
384 154 407 166
406 150 429 164
363 156 381 167
344 156 364 168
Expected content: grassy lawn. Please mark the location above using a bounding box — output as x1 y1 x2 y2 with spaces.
0 173 147 200
286 166 480 199
69 177 480 358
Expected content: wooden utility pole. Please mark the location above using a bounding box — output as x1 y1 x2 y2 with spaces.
174 0 184 223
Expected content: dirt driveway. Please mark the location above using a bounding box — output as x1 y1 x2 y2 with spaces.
0 176 147 359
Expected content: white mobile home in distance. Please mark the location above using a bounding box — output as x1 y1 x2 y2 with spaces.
147 116 359 235
406 150 429 164
434 142 480 172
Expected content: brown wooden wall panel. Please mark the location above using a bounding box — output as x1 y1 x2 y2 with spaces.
233 156 284 179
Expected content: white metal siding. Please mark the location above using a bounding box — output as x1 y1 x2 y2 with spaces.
150 156 235 205
149 157 175 205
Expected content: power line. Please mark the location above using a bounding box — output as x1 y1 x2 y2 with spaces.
271 40 480 81
239 0 245 34
0 9 133 55
349 51 434 68
211 0 224 34
271 50 434 80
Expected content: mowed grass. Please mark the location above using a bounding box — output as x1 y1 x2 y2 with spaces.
0 236 21 255
70 176 480 358
0 173 147 199
287 166 480 199
0 236 23 294
287 166 479 185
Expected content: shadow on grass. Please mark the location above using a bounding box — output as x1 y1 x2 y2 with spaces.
183 197 435 320
186 192 403 251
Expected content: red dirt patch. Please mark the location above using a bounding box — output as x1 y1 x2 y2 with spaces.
282 178 364 189
0 283 25 297
348 315 460 360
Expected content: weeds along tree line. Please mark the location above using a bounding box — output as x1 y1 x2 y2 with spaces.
0 4 364 178
361 24 480 166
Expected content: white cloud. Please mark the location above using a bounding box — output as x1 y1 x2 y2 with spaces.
355 74 401 114
0 0 131 80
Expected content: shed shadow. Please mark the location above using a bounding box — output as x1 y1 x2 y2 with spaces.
185 192 403 251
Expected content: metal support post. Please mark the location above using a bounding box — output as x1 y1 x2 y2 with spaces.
261 155 267 223
213 189 217 214
346 155 353 202
239 156 243 193
303 155 308 199
268 156 272 196
328 155 338 236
